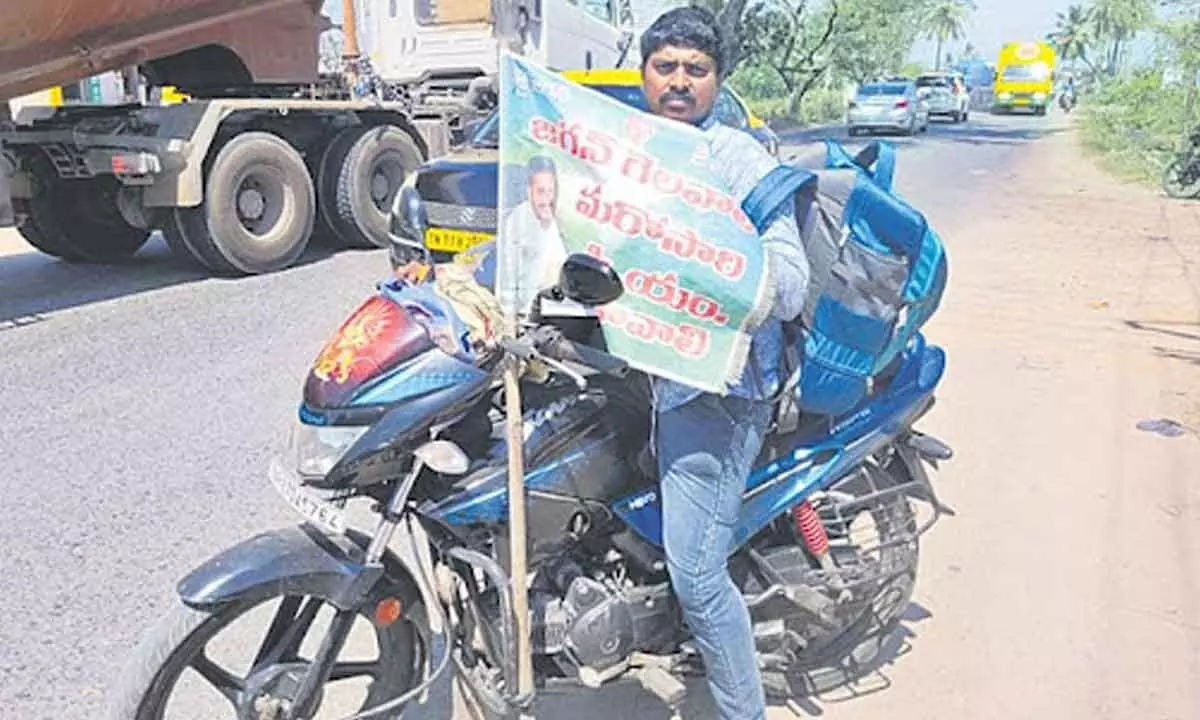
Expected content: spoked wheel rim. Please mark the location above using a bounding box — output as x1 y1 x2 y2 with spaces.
129 593 423 720
795 490 917 656
1163 159 1200 199
763 458 921 695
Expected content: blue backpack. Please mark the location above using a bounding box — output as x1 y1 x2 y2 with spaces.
741 139 949 417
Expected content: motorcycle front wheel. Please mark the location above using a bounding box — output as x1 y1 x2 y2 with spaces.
106 584 429 720
1162 159 1200 199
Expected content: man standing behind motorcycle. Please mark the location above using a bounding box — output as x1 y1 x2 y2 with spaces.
394 8 810 717
636 8 809 720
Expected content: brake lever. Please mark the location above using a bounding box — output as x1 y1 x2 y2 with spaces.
538 355 588 391
499 331 588 389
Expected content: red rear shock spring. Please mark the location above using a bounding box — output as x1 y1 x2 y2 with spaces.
792 499 830 558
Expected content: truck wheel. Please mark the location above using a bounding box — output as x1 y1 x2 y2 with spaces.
315 127 368 249
15 159 150 262
162 208 234 273
172 132 315 275
320 124 424 249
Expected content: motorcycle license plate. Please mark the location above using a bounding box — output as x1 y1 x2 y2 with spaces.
269 459 346 535
424 227 493 253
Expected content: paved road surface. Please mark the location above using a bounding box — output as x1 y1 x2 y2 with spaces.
1 113 1197 719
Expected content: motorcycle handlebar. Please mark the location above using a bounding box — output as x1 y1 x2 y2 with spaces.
543 337 630 378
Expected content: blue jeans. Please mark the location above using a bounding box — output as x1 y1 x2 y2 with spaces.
656 392 773 720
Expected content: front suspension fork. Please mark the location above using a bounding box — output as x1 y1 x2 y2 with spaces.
285 461 426 719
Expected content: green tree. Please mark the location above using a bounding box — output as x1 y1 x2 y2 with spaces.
1089 0 1153 74
699 0 938 117
830 0 934 83
1050 3 1100 74
739 0 843 111
686 0 755 72
925 0 976 70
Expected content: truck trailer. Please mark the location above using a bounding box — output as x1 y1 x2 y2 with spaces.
0 0 628 275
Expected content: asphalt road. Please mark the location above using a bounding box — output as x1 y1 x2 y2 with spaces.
1 112 1194 720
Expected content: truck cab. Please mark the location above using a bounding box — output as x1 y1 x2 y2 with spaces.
361 0 632 106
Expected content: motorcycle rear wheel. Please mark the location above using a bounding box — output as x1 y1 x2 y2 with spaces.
1161 159 1200 199
106 585 428 720
775 456 921 695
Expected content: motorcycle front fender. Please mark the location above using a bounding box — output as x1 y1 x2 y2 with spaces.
176 524 394 612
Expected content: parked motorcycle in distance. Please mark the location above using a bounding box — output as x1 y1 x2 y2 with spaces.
1162 129 1200 199
108 251 953 719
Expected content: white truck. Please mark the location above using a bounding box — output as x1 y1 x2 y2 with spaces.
0 0 630 275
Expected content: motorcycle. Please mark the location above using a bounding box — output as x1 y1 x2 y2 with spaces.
108 250 952 719
1162 129 1200 199
1058 89 1075 114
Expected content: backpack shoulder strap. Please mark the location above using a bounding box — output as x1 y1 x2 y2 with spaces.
859 140 896 190
740 164 817 235
825 139 897 191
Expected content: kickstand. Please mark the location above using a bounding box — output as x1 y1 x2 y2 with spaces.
635 664 687 720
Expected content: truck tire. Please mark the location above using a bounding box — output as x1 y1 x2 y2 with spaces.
315 126 368 249
162 208 234 273
319 124 424 250
14 157 150 262
172 131 315 275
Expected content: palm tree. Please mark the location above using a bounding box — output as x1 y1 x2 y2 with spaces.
926 0 976 71
1089 0 1153 74
1051 3 1099 74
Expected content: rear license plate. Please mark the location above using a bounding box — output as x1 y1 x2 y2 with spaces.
269 459 346 535
425 227 494 253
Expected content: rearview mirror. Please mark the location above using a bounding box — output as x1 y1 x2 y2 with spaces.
413 439 470 476
559 253 623 306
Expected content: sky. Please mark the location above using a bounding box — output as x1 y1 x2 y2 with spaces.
911 0 1075 62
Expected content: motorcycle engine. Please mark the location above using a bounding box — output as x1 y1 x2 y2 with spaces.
528 562 677 683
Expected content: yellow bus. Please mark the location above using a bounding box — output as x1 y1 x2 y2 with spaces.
992 41 1056 115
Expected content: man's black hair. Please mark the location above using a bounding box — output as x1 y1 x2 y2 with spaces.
639 6 726 77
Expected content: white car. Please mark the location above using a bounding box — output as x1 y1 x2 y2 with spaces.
847 80 930 137
916 72 970 123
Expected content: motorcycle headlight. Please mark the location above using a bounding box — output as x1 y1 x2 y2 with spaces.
288 421 370 480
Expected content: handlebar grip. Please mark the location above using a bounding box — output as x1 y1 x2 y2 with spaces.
545 338 629 378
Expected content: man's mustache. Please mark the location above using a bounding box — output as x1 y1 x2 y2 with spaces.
659 90 695 106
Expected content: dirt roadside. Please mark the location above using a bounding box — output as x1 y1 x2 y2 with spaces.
866 124 1200 720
